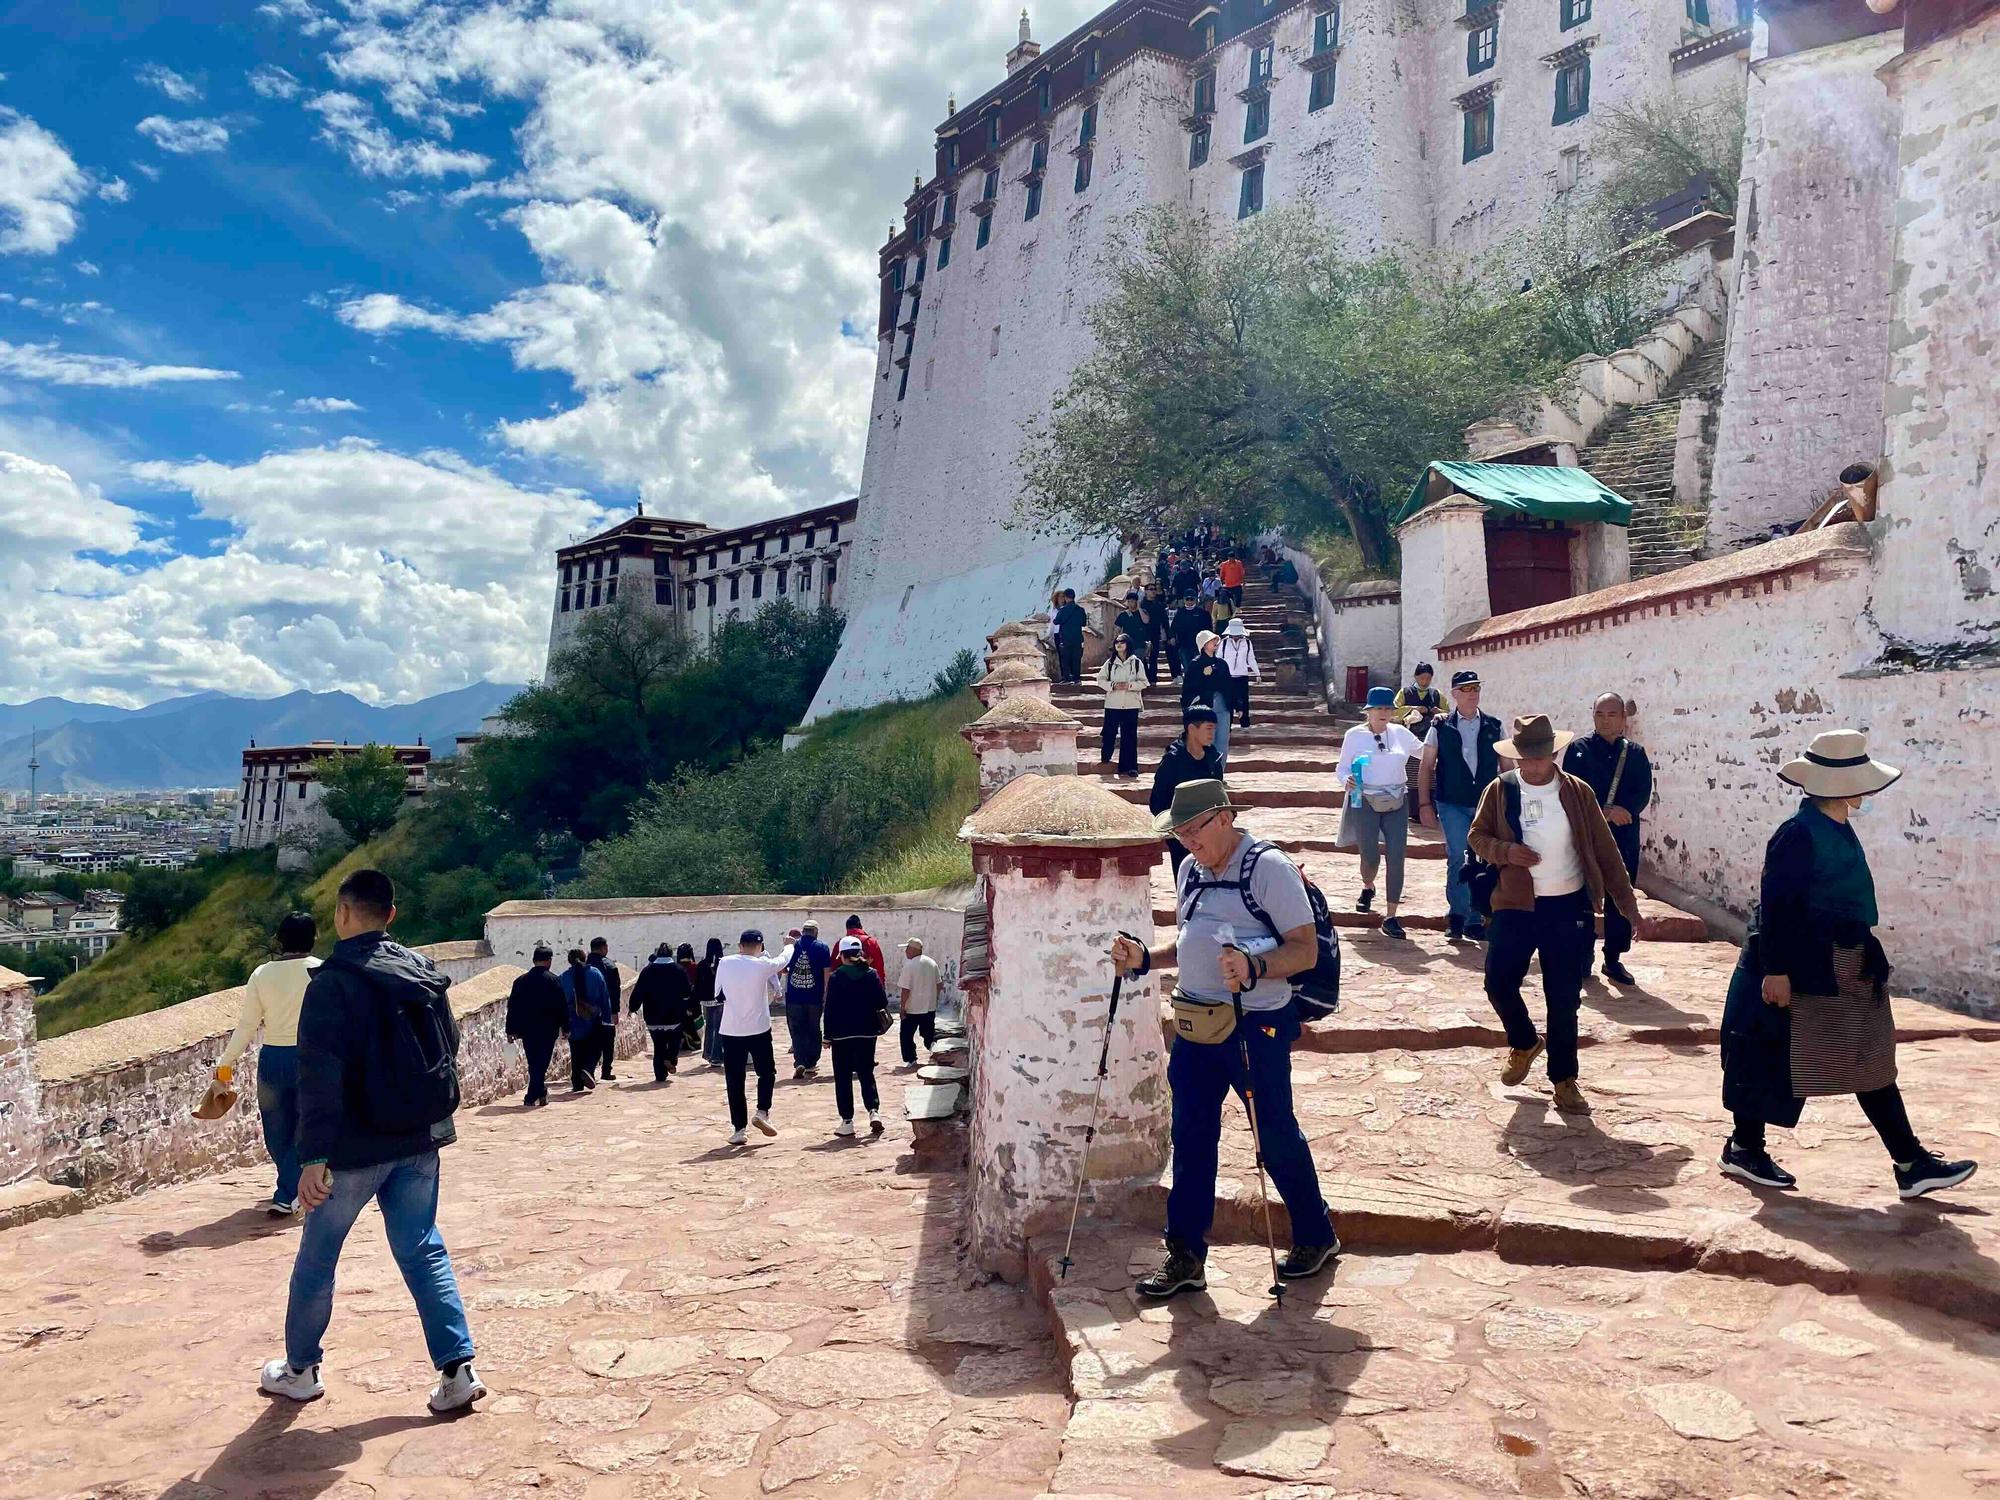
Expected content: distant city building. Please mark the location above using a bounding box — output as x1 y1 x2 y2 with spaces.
0 889 121 959
547 498 859 658
237 741 432 869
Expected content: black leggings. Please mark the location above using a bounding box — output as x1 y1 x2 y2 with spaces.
1733 1084 1921 1162
830 1037 880 1122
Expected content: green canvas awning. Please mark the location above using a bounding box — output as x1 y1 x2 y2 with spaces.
1398 462 1634 527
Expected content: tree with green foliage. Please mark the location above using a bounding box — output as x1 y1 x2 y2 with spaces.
123 867 209 938
1590 93 1745 224
0 942 88 987
311 743 412 846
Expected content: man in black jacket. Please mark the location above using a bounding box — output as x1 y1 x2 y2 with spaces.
260 869 484 1415
1053 589 1089 683
1114 590 1149 672
1140 580 1171 683
1168 594 1211 684
630 943 698 1081
1149 707 1223 877
505 945 566 1107
587 936 622 1080
1562 693 1654 985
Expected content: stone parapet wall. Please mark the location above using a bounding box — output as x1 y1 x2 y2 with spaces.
0 969 37 1187
1281 543 1402 700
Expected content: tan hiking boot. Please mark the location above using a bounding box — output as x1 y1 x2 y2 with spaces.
1501 1039 1545 1087
1552 1080 1592 1115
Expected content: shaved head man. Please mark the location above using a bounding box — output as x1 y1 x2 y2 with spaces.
1563 691 1653 985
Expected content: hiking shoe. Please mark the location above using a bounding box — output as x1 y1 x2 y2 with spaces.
1602 958 1636 985
803 1068 820 1080
1135 1241 1207 1300
1720 1139 1797 1190
727 1127 747 1146
833 1119 856 1137
1552 1080 1592 1115
1896 1152 1978 1200
753 1110 778 1137
266 1198 298 1217
260 1357 323 1402
1447 917 1464 942
1500 1039 1545 1087
1278 1238 1342 1280
601 1071 616 1082
1355 888 1374 913
1380 917 1406 940
1464 921 1487 943
429 1362 487 1414
868 1111 885 1136
793 1066 807 1080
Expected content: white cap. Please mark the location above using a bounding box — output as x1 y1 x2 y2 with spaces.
837 935 864 956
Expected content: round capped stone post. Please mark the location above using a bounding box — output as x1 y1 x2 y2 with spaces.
957 775 1168 1281
973 660 1054 709
960 697 1081 800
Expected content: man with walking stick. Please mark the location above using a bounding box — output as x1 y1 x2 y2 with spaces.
1109 780 1339 1300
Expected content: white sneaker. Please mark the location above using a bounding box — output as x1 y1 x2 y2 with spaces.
834 1119 856 1137
260 1357 323 1402
728 1127 747 1146
752 1110 777 1137
868 1111 884 1137
266 1198 298 1217
429 1362 487 1414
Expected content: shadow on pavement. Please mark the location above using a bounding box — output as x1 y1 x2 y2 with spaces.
156 1402 433 1499
138 1206 298 1256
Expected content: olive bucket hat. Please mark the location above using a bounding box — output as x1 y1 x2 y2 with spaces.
1152 778 1242 835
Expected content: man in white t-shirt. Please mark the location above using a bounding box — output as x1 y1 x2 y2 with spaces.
896 938 942 1068
714 928 796 1145
1468 715 1638 1116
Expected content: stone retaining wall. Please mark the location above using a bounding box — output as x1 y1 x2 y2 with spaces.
0 970 36 1187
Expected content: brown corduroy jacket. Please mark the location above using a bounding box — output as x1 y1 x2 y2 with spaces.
1467 769 1641 921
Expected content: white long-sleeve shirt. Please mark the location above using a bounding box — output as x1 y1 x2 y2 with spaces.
1218 635 1261 681
715 946 795 1037
1335 722 1424 788
219 956 320 1065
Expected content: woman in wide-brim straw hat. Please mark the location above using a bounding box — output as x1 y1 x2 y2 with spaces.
1717 729 1977 1200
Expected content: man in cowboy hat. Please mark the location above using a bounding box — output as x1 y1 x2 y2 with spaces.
1563 693 1653 985
1109 780 1339 1299
1469 714 1641 1115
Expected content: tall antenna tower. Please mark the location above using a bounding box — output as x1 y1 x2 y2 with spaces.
26 729 39 816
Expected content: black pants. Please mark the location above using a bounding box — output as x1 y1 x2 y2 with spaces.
522 1034 555 1106
1144 633 1162 683
899 1010 937 1065
1734 1085 1921 1161
1230 677 1252 728
1165 641 1183 680
1058 640 1083 682
1484 889 1596 1084
569 1031 598 1090
1602 827 1640 959
596 1021 620 1079
1101 708 1139 775
723 1032 776 1130
649 1026 683 1081
831 1037 880 1122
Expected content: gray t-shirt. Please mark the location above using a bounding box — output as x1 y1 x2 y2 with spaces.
1174 834 1315 1011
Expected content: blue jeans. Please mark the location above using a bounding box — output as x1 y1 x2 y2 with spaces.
785 999 824 1070
255 1044 302 1206
702 1003 725 1065
1437 800 1476 924
1212 691 1232 768
1165 1002 1334 1258
285 1151 473 1372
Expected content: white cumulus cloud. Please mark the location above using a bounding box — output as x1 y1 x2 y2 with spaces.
136 63 204 103
0 108 90 255
292 395 363 412
305 91 488 178
136 115 232 154
249 63 305 99
0 340 240 388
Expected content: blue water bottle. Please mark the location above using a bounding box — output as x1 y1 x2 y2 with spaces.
1349 753 1370 809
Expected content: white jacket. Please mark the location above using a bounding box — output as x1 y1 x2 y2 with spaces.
1219 635 1261 681
1096 653 1148 710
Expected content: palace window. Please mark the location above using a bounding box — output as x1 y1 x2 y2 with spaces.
829 521 840 542
1190 123 1211 167
1245 94 1270 142
1560 0 1590 28
605 577 616 601
1686 0 1709 21
1464 98 1495 160
1031 137 1048 173
775 567 787 595
799 562 812 591
986 111 1002 149
890 258 905 292
1468 18 1497 72
938 233 952 267
559 589 571 612
1037 73 1052 113
731 545 741 563
983 166 1000 200
655 578 671 606
1085 45 1101 81
1309 64 1336 111
825 560 838 590
707 553 717 570
943 139 958 173
1197 17 1217 50
1553 56 1590 123
1193 70 1216 114
756 538 766 558
1314 7 1340 51
1074 151 1092 192
976 213 992 249
751 570 763 600
1249 42 1274 85
590 583 601 607
684 582 697 610
592 557 603 578
1558 143 1581 191
779 533 790 553
1238 162 1264 218
1079 104 1097 146
1025 179 1042 219
706 578 717 606
560 563 571 584
729 575 740 601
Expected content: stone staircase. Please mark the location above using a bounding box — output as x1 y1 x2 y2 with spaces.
1578 336 1729 578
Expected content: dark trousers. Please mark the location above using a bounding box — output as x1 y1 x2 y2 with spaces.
899 1009 937 1065
1734 1085 1921 1162
723 1032 776 1129
1165 642 1183 680
1101 708 1140 775
1602 827 1640 958
1144 633 1162 683
1484 888 1597 1084
522 1034 555 1105
648 1026 683 1081
595 1021 620 1078
1230 677 1252 728
1165 1002 1334 1258
830 1037 881 1122
1058 640 1083 682
785 999 824 1071
569 1031 598 1090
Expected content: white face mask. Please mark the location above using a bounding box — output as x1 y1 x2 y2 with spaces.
1848 797 1870 816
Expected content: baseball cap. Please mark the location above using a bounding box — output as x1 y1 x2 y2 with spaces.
837 935 864 956
740 928 764 945
1451 670 1481 689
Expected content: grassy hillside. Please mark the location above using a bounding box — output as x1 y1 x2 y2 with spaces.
813 690 981 895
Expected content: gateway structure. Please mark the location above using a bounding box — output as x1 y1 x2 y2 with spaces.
806 0 1746 720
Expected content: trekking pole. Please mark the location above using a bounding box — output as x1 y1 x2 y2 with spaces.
1227 956 1286 1302
1057 936 1137 1280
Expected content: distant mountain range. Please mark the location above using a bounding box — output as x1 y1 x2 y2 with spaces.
0 683 523 792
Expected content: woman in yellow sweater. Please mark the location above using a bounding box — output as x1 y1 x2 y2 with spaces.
215 912 321 1215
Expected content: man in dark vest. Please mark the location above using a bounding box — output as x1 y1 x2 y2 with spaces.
1418 670 1506 943
1562 693 1653 985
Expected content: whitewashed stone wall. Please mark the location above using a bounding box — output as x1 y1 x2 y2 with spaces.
1705 28 1902 548
1398 499 1490 682
1436 526 2000 1013
0 969 37 1187
1865 10 2000 658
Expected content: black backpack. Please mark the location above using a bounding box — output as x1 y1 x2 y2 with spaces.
323 956 461 1135
1457 773 1522 919
1180 839 1342 1020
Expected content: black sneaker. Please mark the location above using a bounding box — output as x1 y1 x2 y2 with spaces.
1719 1139 1797 1190
1602 958 1636 985
1447 917 1464 942
1135 1241 1207 1300
1380 917 1406 940
1464 921 1488 943
1278 1238 1342 1280
1896 1152 1978 1200
793 1066 807 1080
1355 889 1374 913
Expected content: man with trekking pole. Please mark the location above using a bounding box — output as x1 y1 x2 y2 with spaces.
1108 780 1340 1300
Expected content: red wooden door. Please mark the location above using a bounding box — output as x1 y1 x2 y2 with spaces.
1485 520 1574 616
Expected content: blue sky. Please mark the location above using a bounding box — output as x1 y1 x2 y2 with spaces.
0 0 1101 708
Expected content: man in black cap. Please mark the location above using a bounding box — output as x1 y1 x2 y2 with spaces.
1149 706 1223 877
1053 589 1089 684
1418 670 1505 942
1562 693 1652 985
